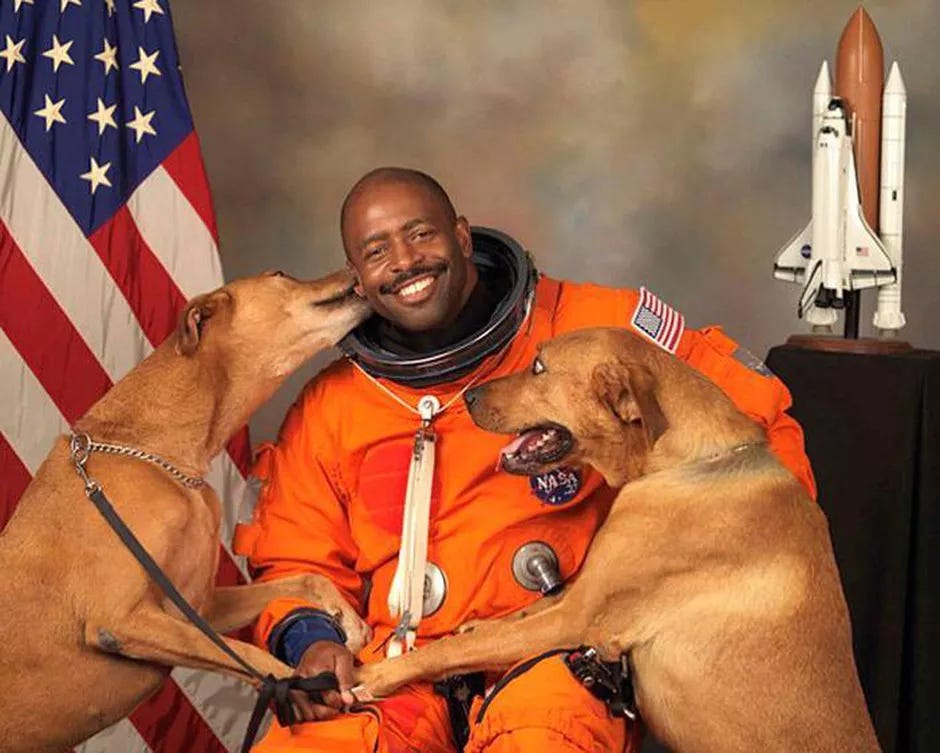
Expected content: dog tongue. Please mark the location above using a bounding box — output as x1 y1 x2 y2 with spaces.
501 434 529 456
500 428 545 457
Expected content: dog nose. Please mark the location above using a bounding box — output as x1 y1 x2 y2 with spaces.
464 386 481 408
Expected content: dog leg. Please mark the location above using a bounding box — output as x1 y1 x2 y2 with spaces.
355 598 583 698
205 574 372 651
456 593 563 634
85 607 292 686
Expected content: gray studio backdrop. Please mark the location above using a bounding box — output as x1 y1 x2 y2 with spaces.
173 0 940 444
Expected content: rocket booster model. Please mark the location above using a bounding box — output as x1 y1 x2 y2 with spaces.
774 8 906 332
874 62 907 331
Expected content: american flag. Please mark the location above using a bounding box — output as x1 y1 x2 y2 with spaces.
630 286 685 354
0 1 260 751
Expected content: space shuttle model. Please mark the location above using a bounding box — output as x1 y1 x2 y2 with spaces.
774 7 907 333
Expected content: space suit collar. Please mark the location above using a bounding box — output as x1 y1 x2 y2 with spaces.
339 226 537 387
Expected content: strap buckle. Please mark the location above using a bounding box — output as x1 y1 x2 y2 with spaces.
564 647 638 720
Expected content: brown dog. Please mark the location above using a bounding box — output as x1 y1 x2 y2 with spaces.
0 270 372 753
354 327 880 753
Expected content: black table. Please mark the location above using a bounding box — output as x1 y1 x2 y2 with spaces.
764 345 940 753
641 345 939 753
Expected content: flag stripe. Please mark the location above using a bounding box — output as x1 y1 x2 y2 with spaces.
130 679 231 753
0 431 32 530
0 227 113 422
129 163 224 302
208 455 253 562
667 312 685 351
162 132 221 246
88 207 188 349
75 718 153 753
173 668 259 752
0 115 150 383
0 328 69 475
225 431 253 480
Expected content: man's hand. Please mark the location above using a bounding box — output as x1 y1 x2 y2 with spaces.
290 641 357 722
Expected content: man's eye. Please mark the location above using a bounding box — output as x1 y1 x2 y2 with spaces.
365 246 385 259
532 357 545 375
413 230 433 241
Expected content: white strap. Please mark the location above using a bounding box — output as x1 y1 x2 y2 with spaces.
386 398 439 656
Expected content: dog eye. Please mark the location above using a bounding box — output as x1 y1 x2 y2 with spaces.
532 357 546 375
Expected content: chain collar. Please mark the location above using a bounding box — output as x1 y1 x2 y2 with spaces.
69 433 205 492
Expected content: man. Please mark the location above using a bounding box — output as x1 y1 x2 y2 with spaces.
233 167 816 753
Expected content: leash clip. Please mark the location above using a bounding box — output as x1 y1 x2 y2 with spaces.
69 433 101 496
564 646 638 720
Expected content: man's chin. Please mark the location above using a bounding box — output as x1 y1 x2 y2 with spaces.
379 303 452 332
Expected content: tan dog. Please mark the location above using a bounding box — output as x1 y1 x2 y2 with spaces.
355 327 880 753
0 270 372 753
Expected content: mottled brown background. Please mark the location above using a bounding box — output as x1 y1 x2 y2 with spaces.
172 0 940 442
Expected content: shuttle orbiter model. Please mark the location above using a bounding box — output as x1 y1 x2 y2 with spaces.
773 8 906 333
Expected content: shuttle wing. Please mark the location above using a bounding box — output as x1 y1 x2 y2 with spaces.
773 221 812 283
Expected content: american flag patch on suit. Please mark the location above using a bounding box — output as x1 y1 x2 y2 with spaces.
630 286 686 354
0 1 260 751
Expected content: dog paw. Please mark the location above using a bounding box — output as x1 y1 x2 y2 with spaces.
352 662 399 699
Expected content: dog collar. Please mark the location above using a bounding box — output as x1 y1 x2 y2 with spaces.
339 226 537 387
69 433 205 490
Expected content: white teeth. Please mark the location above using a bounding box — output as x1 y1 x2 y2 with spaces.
398 276 434 297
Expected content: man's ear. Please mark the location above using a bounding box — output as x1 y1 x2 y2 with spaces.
175 290 232 356
592 360 669 446
455 216 473 258
345 261 365 298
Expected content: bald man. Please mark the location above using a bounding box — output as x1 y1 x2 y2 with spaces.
234 167 817 753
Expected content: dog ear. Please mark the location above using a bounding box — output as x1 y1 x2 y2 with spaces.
593 361 669 446
175 290 232 356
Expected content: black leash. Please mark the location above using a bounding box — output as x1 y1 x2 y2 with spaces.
70 434 339 753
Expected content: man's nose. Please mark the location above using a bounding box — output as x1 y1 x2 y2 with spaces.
388 238 423 272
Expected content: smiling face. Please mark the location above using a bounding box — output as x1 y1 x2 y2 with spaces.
341 174 478 332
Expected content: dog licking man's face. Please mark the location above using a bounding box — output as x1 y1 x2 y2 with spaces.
176 268 370 377
464 329 666 486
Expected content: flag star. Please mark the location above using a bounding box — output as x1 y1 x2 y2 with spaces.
33 94 66 131
132 0 164 23
129 46 161 84
80 157 112 195
0 35 26 72
104 0 115 15
42 34 74 73
13 0 35 12
60 0 81 11
126 105 156 142
87 98 117 135
94 39 118 75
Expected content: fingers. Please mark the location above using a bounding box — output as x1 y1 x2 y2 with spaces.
291 641 360 721
288 688 339 722
332 647 357 707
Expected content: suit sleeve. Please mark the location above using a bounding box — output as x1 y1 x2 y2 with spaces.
675 324 817 500
552 282 817 499
232 380 363 650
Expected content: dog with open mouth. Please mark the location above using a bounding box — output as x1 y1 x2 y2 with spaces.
353 326 880 753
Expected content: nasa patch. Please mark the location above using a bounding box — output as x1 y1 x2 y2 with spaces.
529 466 582 505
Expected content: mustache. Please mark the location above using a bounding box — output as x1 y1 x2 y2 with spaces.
379 262 448 295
